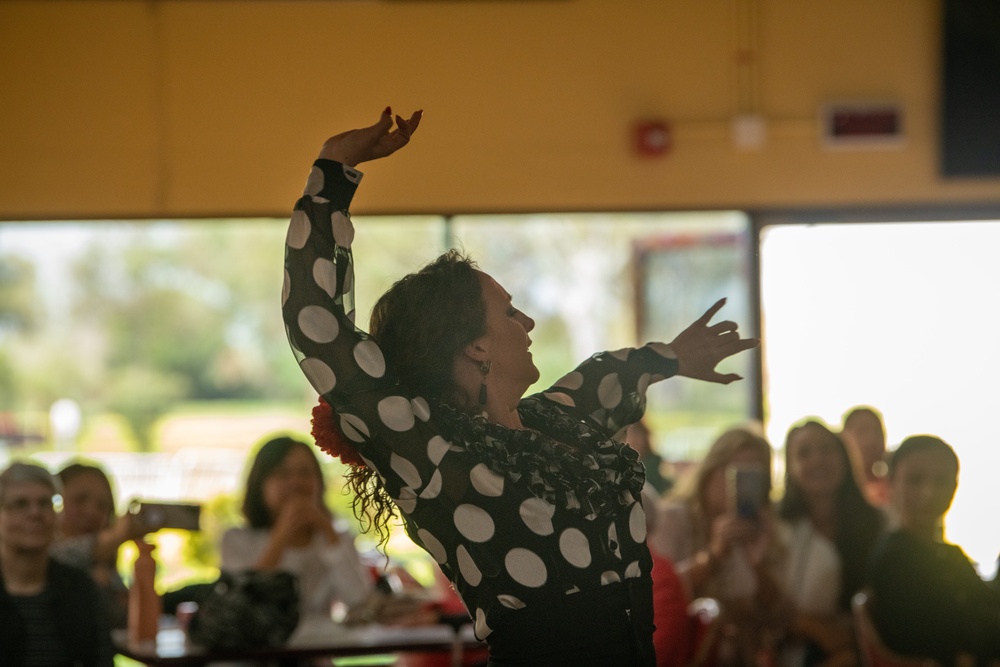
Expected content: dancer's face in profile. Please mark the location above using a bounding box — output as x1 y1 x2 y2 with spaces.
471 271 539 396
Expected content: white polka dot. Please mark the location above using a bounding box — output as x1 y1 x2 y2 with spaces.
625 561 642 579
470 464 504 497
456 545 482 586
608 523 621 559
597 373 623 409
287 210 311 250
298 305 339 343
378 396 415 432
629 501 647 543
411 397 430 422
542 392 575 407
395 486 416 514
558 528 592 569
332 211 354 248
505 548 547 588
474 608 491 639
637 373 651 396
312 257 337 298
609 348 630 361
454 504 494 542
519 498 555 536
600 571 622 585
281 269 291 306
649 342 677 359
427 436 449 465
360 454 375 469
553 371 584 390
303 166 324 196
310 195 329 204
497 594 525 610
419 470 442 499
353 340 385 378
339 413 369 442
390 453 422 488
418 528 446 564
565 586 580 595
300 358 336 394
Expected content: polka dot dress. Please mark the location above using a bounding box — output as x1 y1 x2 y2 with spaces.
281 159 681 641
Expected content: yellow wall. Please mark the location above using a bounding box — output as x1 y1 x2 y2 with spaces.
1 0 997 219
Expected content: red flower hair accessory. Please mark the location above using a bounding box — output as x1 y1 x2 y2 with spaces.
311 397 367 468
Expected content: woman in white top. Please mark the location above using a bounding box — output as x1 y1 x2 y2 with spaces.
777 419 884 667
221 435 373 618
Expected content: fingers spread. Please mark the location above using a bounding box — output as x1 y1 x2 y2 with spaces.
708 319 739 335
696 297 727 325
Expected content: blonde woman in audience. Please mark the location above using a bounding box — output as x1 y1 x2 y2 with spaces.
649 427 790 666
778 420 884 667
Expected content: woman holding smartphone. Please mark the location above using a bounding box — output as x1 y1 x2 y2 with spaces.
648 427 789 666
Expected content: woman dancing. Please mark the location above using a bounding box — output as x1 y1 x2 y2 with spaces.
281 108 757 666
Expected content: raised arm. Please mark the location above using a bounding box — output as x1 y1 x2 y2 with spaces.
538 298 758 434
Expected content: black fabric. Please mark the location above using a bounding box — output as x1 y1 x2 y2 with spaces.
187 570 300 650
0 559 114 667
485 578 656 667
867 530 1000 666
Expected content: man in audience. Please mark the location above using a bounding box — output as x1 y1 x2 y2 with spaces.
840 406 889 508
867 435 1000 666
0 461 114 666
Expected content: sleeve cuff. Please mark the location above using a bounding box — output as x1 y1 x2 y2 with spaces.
309 159 364 209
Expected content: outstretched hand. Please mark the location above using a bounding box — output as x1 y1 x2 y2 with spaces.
669 298 758 384
319 107 422 167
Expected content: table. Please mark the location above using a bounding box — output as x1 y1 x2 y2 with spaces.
114 616 486 666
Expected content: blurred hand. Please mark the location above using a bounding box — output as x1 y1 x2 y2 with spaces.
670 298 758 384
708 513 759 561
271 494 338 546
319 108 422 167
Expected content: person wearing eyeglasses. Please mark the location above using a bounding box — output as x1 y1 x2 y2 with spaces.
0 461 114 667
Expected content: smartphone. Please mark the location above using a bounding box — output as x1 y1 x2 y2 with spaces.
725 464 768 520
129 500 201 531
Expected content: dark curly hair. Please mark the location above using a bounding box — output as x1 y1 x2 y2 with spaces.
342 249 487 544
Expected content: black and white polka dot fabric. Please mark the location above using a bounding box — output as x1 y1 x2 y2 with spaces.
281 159 681 640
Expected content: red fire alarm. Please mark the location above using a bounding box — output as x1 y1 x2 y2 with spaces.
633 120 672 157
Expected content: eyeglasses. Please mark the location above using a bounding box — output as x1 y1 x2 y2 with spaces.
0 496 58 514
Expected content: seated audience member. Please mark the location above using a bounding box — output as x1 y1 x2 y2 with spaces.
779 419 884 667
650 428 789 667
839 406 890 509
0 462 114 667
627 419 675 496
51 460 150 629
867 435 1000 666
221 435 373 619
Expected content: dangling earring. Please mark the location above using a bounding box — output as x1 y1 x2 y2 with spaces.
478 360 492 407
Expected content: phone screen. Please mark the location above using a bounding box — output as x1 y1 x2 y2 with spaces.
129 501 201 531
726 464 768 519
